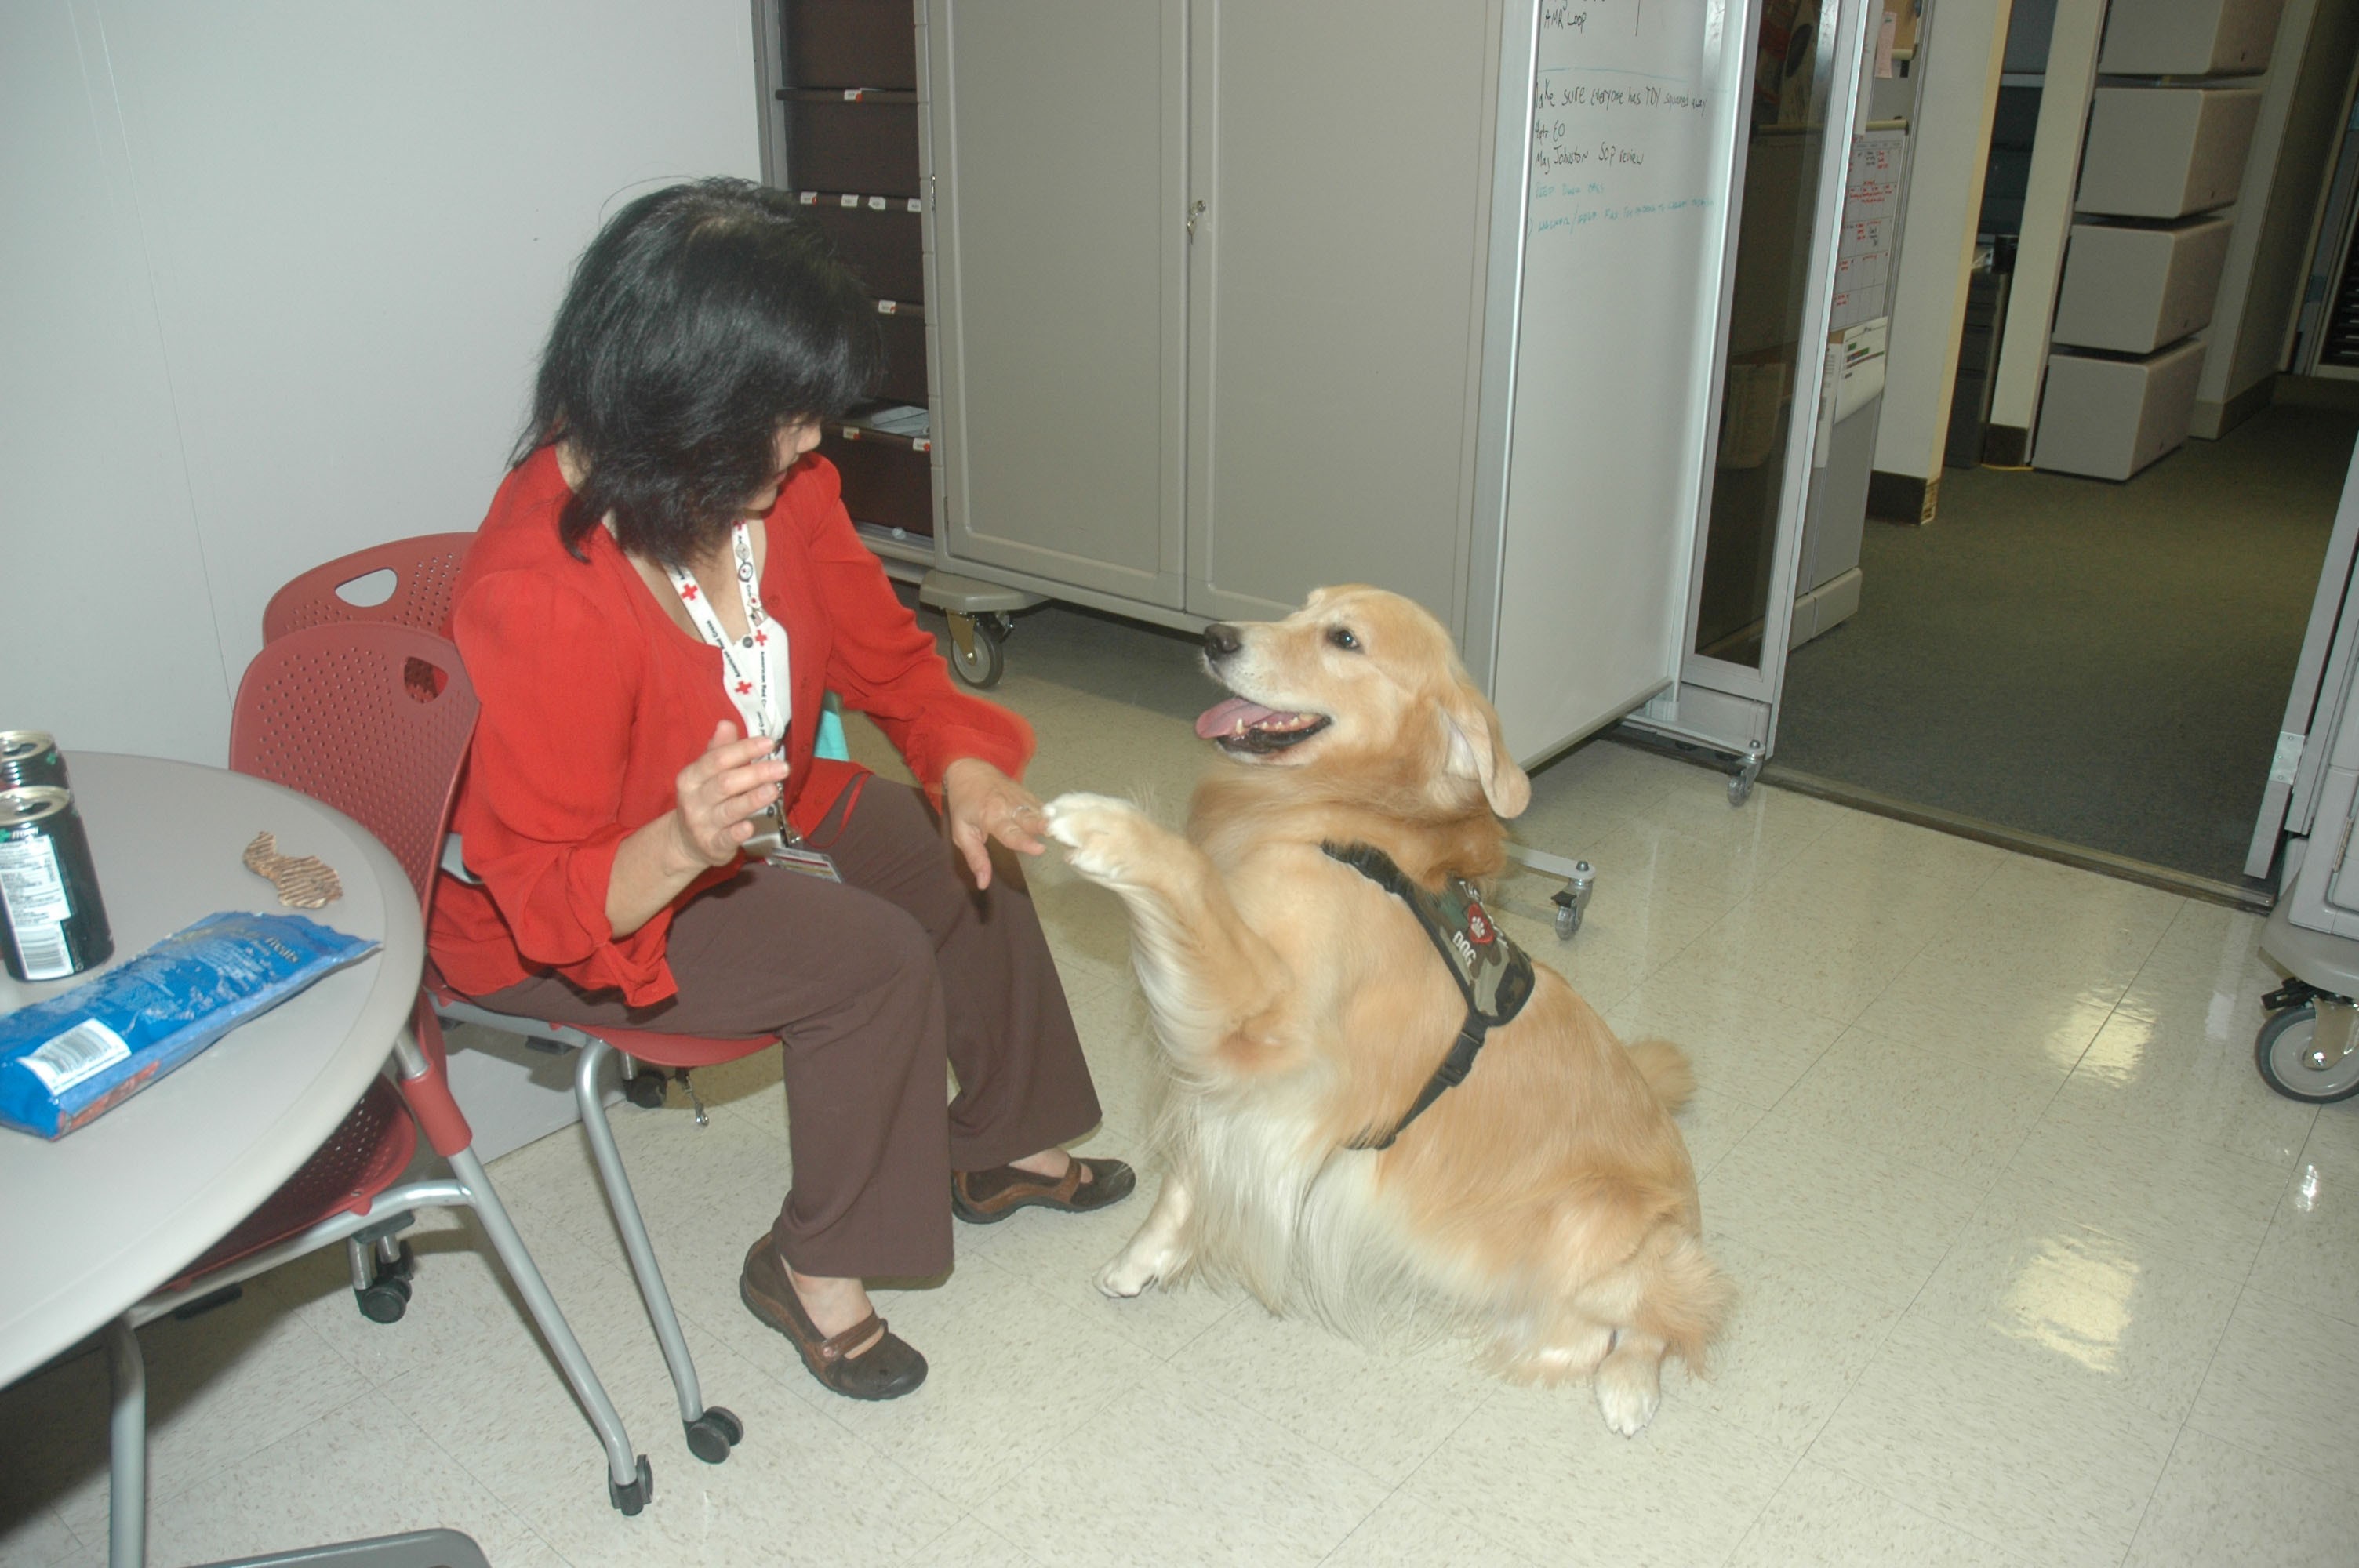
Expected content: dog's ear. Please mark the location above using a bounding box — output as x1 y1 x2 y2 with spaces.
1440 680 1530 818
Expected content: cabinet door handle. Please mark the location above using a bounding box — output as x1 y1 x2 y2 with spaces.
1186 199 1206 238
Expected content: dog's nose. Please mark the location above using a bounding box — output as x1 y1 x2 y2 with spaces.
1203 623 1242 659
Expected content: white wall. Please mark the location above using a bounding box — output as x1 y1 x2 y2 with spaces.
1 1 761 766
1873 0 2013 492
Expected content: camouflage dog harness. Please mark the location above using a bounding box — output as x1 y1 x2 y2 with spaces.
1321 841 1536 1150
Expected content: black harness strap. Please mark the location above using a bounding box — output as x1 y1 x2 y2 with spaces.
1322 840 1536 1150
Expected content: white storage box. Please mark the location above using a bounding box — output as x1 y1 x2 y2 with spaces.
2077 87 2263 218
2034 340 2208 481
2098 0 2285 77
2050 216 2234 354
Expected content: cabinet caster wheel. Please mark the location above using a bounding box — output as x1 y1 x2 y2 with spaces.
609 1454 654 1516
2255 1004 2359 1103
354 1276 411 1324
949 612 1007 689
1549 861 1594 942
685 1406 743 1463
621 1069 667 1110
1728 746 1763 808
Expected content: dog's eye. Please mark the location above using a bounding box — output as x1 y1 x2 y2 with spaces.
1327 626 1361 652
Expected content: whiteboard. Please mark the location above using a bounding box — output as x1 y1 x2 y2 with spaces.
1483 1 1749 764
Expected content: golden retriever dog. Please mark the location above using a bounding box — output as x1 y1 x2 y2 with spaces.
1043 586 1727 1435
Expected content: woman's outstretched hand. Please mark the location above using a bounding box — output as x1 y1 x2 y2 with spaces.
941 757 1046 890
670 721 790 869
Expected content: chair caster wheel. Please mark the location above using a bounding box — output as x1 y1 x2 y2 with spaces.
354 1276 412 1324
622 1070 668 1110
609 1454 654 1516
685 1406 743 1463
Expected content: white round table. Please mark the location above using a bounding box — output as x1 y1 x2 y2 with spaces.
0 752 422 1390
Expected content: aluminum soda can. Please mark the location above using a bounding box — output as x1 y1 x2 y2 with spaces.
0 786 114 982
0 731 69 793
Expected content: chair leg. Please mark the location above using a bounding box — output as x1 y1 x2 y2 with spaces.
104 1316 144 1568
573 1040 717 1436
444 1145 656 1506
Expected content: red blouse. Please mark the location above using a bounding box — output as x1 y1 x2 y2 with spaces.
428 445 1032 1005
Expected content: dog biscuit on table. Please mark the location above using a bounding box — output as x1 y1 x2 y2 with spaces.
242 830 343 909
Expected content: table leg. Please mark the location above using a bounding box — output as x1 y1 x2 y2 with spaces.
104 1316 145 1568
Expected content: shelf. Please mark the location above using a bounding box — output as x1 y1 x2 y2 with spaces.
778 87 918 105
856 521 934 567
798 190 924 214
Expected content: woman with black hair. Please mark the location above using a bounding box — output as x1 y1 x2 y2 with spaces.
429 179 1129 1402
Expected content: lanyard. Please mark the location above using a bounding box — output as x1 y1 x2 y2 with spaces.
664 524 795 853
663 523 791 752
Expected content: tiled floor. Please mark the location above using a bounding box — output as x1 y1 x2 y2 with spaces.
9 603 2359 1566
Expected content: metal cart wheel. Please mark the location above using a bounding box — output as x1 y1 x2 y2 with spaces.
2255 1004 2359 1103
947 612 1008 689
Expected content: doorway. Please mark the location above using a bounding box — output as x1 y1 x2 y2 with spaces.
1770 394 2359 895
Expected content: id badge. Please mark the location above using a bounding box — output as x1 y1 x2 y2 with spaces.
766 844 843 882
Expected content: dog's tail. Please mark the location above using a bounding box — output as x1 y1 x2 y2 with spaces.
1626 1038 1696 1113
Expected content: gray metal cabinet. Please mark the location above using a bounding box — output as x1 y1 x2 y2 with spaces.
921 0 1499 632
922 0 1188 607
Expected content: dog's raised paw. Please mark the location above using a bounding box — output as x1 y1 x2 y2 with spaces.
1593 1357 1662 1437
1095 1250 1161 1299
1044 793 1148 883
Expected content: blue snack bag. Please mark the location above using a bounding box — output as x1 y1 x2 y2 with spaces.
0 911 380 1138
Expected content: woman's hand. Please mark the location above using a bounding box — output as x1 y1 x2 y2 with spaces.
941 757 1045 890
607 723 787 937
669 722 791 869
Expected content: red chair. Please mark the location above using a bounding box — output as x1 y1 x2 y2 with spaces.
430 981 776 1461
100 626 656 1568
260 533 475 642
269 538 776 1455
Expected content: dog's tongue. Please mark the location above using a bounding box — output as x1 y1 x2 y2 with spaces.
1197 696 1285 740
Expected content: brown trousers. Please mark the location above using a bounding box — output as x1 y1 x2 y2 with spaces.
475 779 1101 1279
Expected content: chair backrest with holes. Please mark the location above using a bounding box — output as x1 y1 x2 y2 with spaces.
261 533 477 643
228 623 478 913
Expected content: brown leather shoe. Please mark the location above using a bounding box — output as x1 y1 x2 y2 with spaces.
738 1238 926 1400
951 1156 1136 1224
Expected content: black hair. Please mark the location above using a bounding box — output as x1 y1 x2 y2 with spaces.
516 178 884 565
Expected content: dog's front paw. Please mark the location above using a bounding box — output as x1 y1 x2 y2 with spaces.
1044 792 1152 885
1593 1357 1662 1437
1103 1244 1180 1301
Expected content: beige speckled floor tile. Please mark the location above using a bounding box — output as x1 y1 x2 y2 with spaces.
816 1254 1163 1508
1986 1112 2293 1279
1605 971 1847 1109
1667 1233 1899 1453
971 1362 1388 1568
1808 1309 2180 1565
2245 1111 2359 1327
1700 1110 1987 1309
1166 1301 1492 1488
1670 1084 1772 1179
1318 1493 1537 1568
2125 1424 2359 1567
1659 893 1938 1025
2047 1004 2319 1170
900 1514 1041 1568
1726 1461 2028 1567
1400 1378 1792 1568
945 1176 1245 1363
1767 1025 2065 1189
0 1505 89 1568
1847 949 2125 1076
1906 1189 2245 1425
143 1396 544 1567
2187 1284 2359 1472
